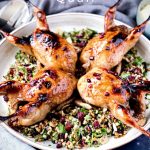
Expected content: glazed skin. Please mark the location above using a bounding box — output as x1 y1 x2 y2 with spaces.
77 67 129 107
0 67 76 126
30 29 77 73
80 0 150 71
0 7 77 74
77 67 150 137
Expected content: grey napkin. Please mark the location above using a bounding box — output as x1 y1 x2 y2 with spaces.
0 0 142 150
33 0 141 27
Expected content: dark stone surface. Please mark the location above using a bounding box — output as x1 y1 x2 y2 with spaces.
116 134 150 150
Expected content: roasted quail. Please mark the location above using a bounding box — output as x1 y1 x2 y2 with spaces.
0 67 76 126
78 67 150 137
80 0 150 71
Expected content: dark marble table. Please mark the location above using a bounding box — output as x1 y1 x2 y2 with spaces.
116 134 150 150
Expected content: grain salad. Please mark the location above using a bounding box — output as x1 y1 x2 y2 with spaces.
4 28 150 149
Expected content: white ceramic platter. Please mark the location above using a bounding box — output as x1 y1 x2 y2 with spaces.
0 13 150 150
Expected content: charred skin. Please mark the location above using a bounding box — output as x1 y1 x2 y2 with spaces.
0 67 77 126
0 6 77 74
31 29 77 74
77 67 150 137
79 1 150 138
80 0 150 71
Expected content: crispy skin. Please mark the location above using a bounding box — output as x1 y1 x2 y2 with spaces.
78 67 150 137
0 67 77 126
77 67 129 107
0 5 77 126
80 25 129 70
31 29 77 73
0 29 77 74
80 0 149 71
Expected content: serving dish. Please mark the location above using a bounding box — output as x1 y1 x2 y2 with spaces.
0 13 150 150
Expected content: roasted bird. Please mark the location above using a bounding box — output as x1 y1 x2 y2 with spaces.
0 67 76 126
77 67 150 137
0 7 77 74
0 6 77 126
80 0 150 71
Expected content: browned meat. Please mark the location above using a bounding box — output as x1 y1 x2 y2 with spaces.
80 0 149 71
0 67 76 126
77 67 150 137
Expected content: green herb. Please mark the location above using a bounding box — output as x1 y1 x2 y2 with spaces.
52 132 58 141
92 132 102 138
62 28 97 47
41 128 47 135
42 134 48 139
84 114 91 121
121 72 130 79
101 128 107 135
80 107 89 114
133 57 143 66
57 123 66 133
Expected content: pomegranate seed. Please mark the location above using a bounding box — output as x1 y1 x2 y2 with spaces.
88 84 93 88
65 122 73 132
60 116 65 124
99 33 105 39
113 87 121 93
58 133 65 139
105 46 110 50
93 73 101 77
96 76 101 80
87 79 91 83
77 112 85 122
81 139 85 147
18 72 23 76
3 95 8 102
89 56 94 60
9 68 14 75
128 75 135 81
56 142 62 148
62 46 67 51
93 120 100 129
44 81 51 89
107 70 118 76
105 92 110 96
